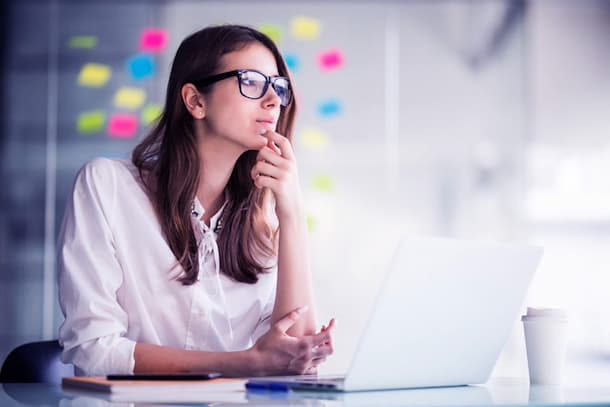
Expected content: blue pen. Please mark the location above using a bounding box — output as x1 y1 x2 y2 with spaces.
245 381 291 392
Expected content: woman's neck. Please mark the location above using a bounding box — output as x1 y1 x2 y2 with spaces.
196 133 242 225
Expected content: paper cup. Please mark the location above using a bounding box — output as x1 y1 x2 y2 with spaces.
521 307 568 385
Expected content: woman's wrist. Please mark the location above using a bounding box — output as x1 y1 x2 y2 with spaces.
224 347 262 377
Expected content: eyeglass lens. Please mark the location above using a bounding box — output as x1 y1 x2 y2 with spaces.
239 70 291 106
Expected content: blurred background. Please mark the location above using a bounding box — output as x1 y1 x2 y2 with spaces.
1 0 609 381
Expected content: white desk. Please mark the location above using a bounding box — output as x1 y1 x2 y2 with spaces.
3 378 610 406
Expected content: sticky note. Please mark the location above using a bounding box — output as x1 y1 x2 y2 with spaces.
139 28 168 53
77 110 105 133
284 53 300 72
300 128 328 151
318 99 342 117
259 24 282 44
306 214 316 233
108 114 138 138
127 53 155 80
318 49 344 71
311 174 334 192
291 17 321 40
77 63 111 87
113 87 146 110
69 36 98 49
141 104 163 126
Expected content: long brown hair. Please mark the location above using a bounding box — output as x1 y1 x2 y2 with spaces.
132 25 297 285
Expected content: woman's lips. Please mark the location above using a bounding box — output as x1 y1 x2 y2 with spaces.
256 120 276 130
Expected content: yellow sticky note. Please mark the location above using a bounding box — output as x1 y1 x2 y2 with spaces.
259 24 282 44
77 110 105 133
311 174 334 192
113 87 146 110
300 128 328 151
291 16 321 40
77 63 111 87
141 104 163 126
69 36 98 49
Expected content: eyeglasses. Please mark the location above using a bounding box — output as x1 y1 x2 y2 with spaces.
194 69 292 107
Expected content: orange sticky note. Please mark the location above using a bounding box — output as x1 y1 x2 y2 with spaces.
139 28 168 53
108 114 138 138
318 49 344 71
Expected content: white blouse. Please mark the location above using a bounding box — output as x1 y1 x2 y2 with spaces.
57 158 277 375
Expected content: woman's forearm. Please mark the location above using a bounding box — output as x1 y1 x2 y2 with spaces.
272 211 317 337
134 343 257 376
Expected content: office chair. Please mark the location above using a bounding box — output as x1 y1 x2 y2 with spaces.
0 340 74 384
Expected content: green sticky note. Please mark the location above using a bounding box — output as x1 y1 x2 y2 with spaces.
311 174 334 192
69 36 98 49
259 24 282 44
306 214 317 233
141 104 163 126
77 110 105 133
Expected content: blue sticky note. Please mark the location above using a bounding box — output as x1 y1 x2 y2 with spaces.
318 99 342 117
127 53 155 80
284 53 300 72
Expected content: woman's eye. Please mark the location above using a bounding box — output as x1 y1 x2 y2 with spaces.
243 79 261 87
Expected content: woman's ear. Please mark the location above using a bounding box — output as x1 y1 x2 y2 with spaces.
181 83 205 119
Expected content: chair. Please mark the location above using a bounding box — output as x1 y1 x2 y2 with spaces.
0 340 74 384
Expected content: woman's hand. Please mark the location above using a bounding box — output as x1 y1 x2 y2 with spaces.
249 306 336 376
251 130 303 221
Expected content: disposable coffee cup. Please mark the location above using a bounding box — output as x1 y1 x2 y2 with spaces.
521 307 568 385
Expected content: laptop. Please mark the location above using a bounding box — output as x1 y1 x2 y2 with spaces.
247 237 543 392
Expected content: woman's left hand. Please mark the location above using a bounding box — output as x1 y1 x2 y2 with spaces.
251 130 303 221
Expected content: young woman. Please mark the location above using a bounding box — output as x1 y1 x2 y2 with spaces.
58 24 335 376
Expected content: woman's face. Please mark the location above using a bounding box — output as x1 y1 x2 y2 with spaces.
201 42 284 152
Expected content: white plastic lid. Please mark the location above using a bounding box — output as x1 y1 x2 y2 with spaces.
521 307 568 322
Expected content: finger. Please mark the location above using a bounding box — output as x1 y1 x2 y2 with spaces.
310 357 327 367
251 161 282 180
310 330 332 348
252 173 279 190
312 344 334 359
263 131 295 160
267 137 282 155
273 306 309 333
257 146 286 167
304 366 318 375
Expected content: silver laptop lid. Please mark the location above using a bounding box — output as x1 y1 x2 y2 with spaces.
343 237 542 391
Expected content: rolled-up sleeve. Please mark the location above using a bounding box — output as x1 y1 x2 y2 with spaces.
251 266 277 342
57 158 136 375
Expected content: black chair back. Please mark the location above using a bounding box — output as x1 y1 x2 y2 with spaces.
0 340 74 384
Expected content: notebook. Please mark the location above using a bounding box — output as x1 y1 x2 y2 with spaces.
247 236 543 392
62 375 246 402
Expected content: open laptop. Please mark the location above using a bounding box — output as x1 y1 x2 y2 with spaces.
247 237 543 392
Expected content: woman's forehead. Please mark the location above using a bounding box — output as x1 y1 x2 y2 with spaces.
219 43 279 76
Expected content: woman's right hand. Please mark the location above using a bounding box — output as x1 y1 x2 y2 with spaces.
249 306 335 376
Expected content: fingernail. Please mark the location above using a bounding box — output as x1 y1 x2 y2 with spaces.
296 305 309 314
259 128 267 135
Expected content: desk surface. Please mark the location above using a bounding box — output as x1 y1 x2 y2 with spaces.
3 378 610 407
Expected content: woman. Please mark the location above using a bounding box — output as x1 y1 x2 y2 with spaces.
58 24 335 376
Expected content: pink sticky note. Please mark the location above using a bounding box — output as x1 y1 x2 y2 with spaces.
108 114 138 138
317 48 344 71
139 28 168 53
